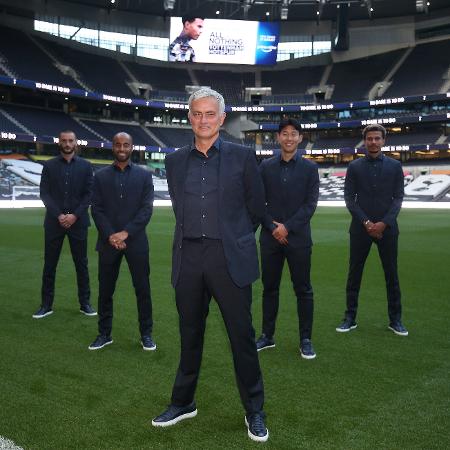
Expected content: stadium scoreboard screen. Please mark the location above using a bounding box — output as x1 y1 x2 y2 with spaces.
169 17 279 65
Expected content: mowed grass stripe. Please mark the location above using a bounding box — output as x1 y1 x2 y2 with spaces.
0 207 449 449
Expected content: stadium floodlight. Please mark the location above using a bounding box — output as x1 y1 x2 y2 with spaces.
164 0 176 11
280 0 290 21
416 0 429 13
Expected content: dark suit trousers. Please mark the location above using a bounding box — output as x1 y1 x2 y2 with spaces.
97 249 153 337
171 238 264 414
345 232 402 323
41 227 90 307
261 237 314 340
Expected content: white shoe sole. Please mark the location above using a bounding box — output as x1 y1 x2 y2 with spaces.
80 309 97 316
32 310 53 319
300 351 317 360
88 339 113 350
142 342 157 351
257 344 275 352
245 416 269 442
336 324 357 333
152 409 197 427
388 326 408 336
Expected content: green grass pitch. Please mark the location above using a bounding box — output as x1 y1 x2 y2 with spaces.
0 207 449 449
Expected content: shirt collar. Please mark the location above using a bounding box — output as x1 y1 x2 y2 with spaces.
279 150 299 164
365 152 384 162
58 154 77 164
113 161 132 171
190 136 222 153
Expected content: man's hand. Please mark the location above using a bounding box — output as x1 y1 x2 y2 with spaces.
58 213 77 229
272 221 288 245
364 220 384 240
109 231 129 250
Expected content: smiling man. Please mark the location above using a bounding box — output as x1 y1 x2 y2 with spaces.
89 132 156 351
336 124 408 336
152 88 269 442
256 118 319 359
169 16 204 62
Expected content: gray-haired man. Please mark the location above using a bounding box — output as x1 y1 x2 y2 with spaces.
152 88 269 442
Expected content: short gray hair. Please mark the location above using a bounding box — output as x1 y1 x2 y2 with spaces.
188 88 225 115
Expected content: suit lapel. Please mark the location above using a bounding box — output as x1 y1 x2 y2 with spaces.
219 141 232 197
173 147 191 216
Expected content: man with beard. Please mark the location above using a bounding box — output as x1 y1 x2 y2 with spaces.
33 130 96 319
336 124 408 336
88 132 155 351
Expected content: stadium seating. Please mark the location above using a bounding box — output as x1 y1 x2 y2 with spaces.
386 39 450 97
0 104 99 139
80 120 160 146
328 49 405 102
0 26 77 87
148 127 192 148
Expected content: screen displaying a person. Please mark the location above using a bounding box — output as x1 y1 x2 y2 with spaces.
169 16 204 62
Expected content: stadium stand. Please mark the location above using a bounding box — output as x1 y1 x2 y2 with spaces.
148 127 192 148
80 119 160 146
0 104 99 139
385 39 450 97
0 110 27 133
193 70 254 104
261 65 325 97
38 37 135 97
0 26 77 87
312 136 360 150
328 49 405 102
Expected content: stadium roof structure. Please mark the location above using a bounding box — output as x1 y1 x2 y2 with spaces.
2 0 450 22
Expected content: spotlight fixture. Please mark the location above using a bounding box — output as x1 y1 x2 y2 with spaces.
163 0 176 11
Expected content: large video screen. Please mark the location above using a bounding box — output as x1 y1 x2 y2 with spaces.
169 17 279 65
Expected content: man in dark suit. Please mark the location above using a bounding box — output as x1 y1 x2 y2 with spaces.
88 132 156 351
152 88 269 442
256 119 319 359
336 124 408 336
33 130 96 319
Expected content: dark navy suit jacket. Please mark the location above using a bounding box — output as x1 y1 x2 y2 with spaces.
165 140 265 288
259 154 319 248
344 154 404 235
91 163 154 259
40 155 93 234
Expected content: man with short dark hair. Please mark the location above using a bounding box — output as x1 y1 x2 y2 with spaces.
88 132 155 351
256 118 319 359
336 124 408 336
33 130 96 319
152 88 269 442
169 16 204 62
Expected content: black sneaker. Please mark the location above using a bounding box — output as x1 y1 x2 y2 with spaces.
80 303 97 316
336 318 357 333
32 306 53 319
388 322 408 336
141 335 157 351
88 335 113 350
256 334 275 352
300 338 316 360
245 412 269 443
152 403 197 427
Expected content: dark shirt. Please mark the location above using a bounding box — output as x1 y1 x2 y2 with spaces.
280 152 299 223
183 139 221 239
365 153 383 198
59 155 77 213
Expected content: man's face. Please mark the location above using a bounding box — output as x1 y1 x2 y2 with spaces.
112 134 133 163
277 125 302 156
188 96 225 142
364 130 385 158
59 132 77 155
184 18 204 40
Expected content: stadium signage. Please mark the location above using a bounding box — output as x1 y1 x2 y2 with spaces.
361 117 397 125
369 97 405 106
35 82 70 94
164 103 189 110
102 94 133 104
300 104 334 111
